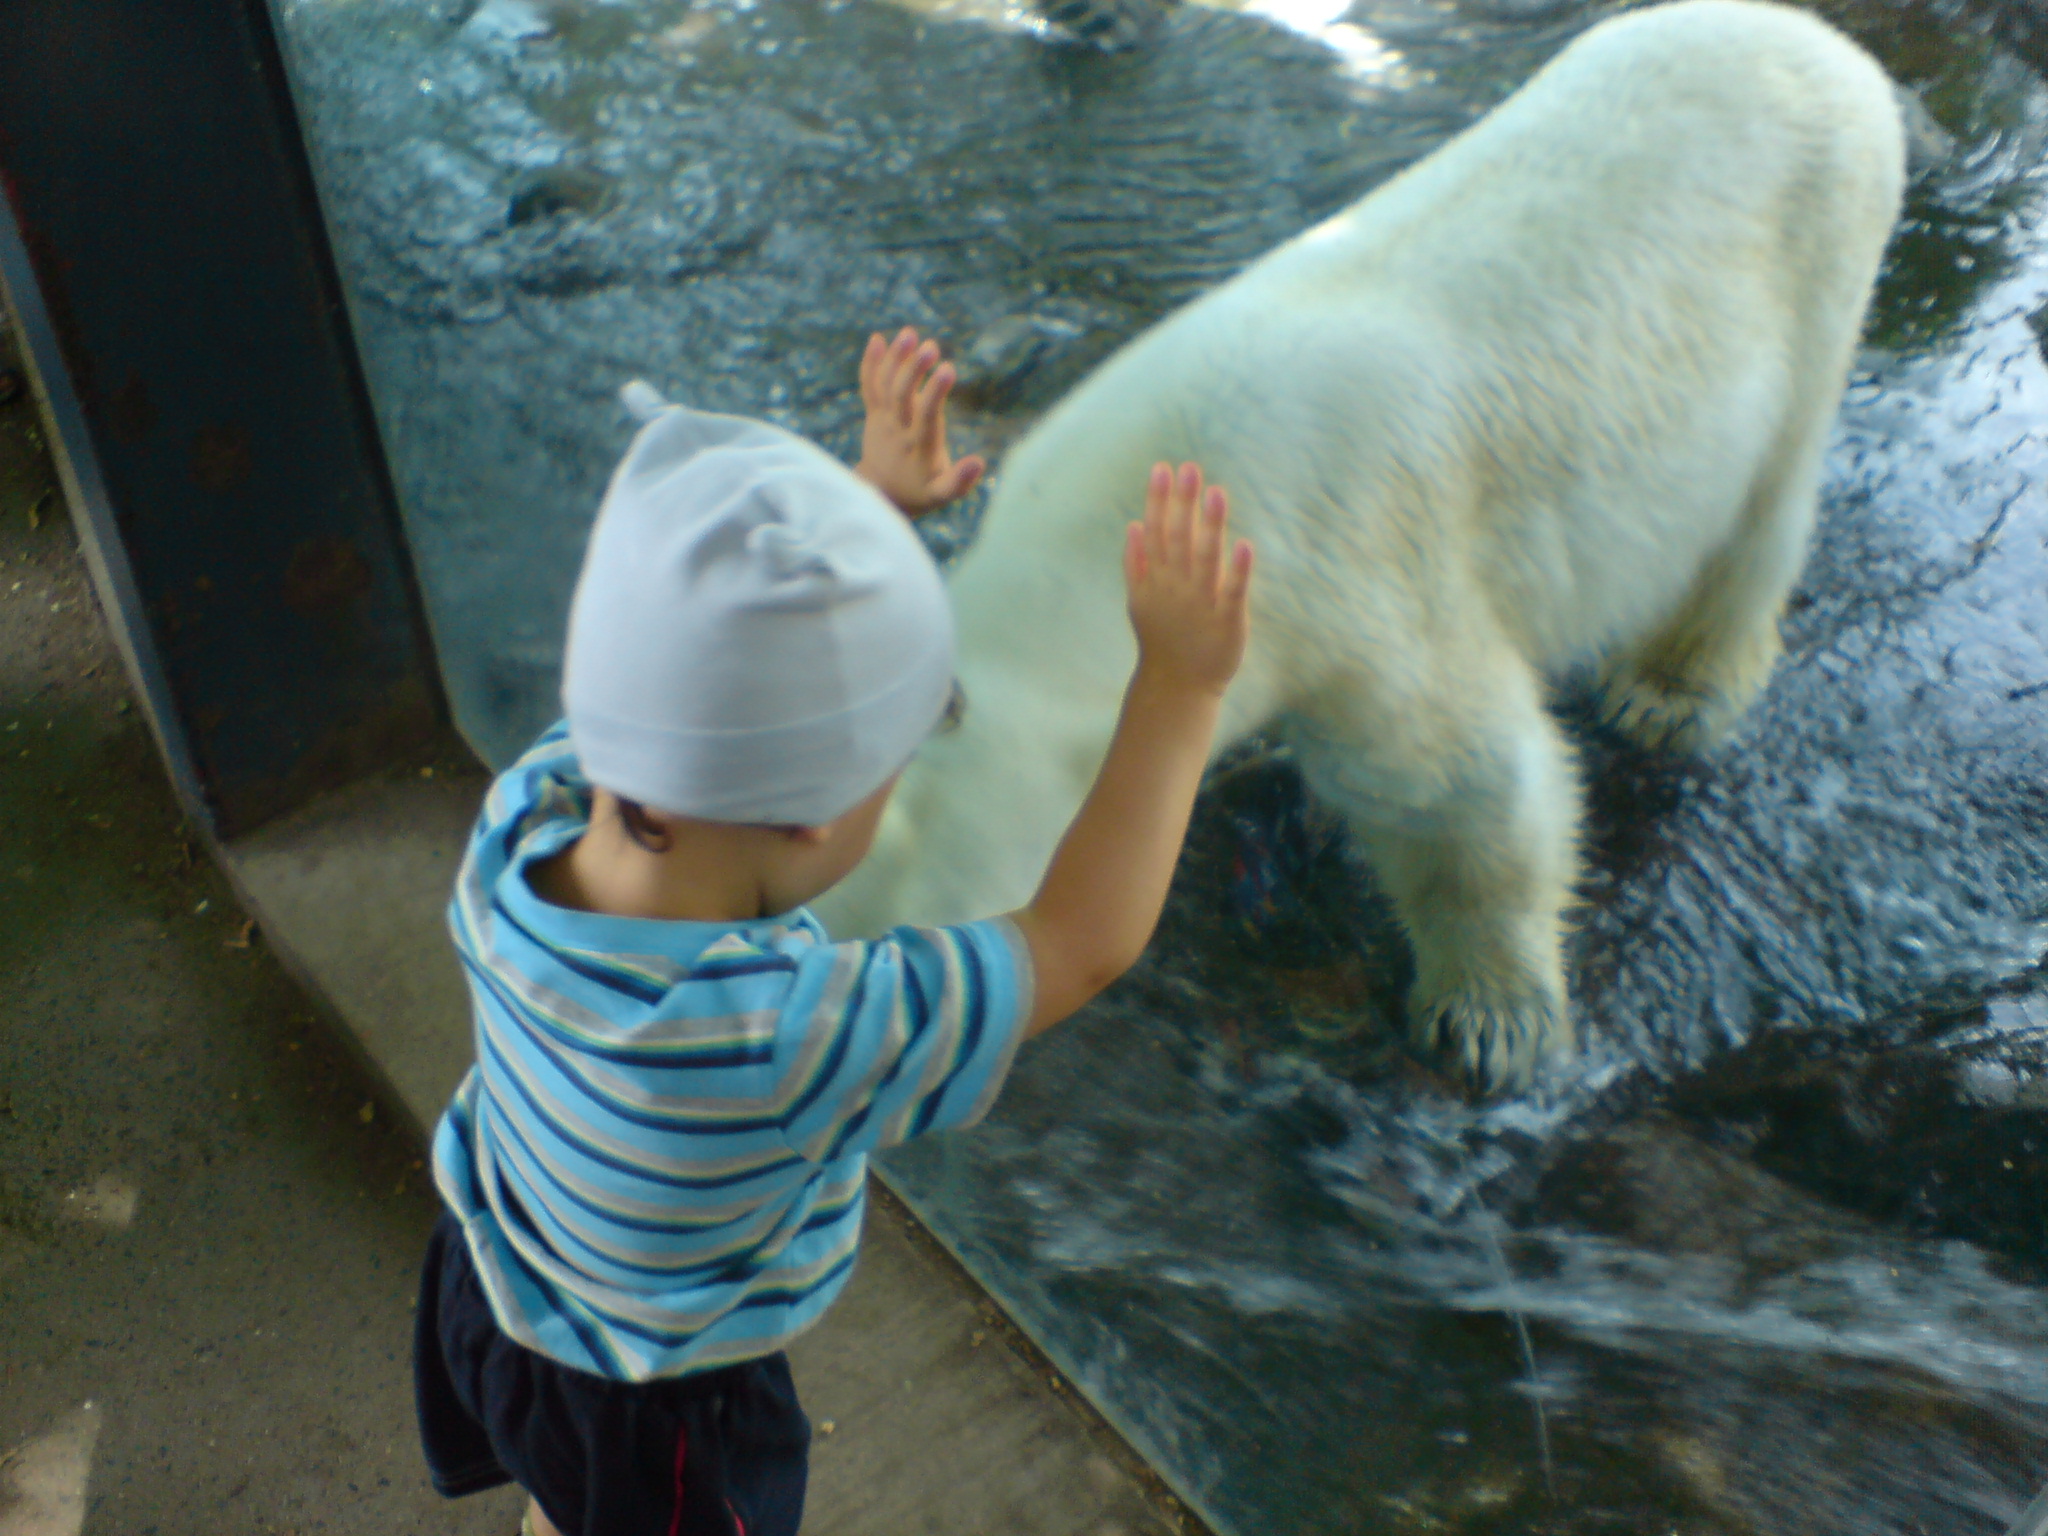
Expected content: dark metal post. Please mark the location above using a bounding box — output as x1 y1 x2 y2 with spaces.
0 0 449 839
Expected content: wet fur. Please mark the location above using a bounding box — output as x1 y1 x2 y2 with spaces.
815 0 1906 1091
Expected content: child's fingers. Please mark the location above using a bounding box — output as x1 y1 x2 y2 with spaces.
1142 463 1172 563
1163 462 1202 573
901 341 940 426
860 332 886 406
886 329 921 421
897 344 935 427
886 327 917 380
1225 538 1255 609
912 360 954 452
947 455 986 501
883 333 911 420
1189 483 1225 593
872 330 902 409
1124 521 1147 589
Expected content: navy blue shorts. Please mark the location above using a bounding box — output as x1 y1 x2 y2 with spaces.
413 1212 811 1536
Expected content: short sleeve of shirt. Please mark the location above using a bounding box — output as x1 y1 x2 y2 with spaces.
772 916 1033 1164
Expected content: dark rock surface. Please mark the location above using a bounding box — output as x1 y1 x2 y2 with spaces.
269 0 2048 1529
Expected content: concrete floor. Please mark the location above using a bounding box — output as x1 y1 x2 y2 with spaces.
0 317 1199 1535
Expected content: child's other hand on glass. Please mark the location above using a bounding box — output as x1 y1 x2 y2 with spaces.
1125 462 1254 697
854 327 987 517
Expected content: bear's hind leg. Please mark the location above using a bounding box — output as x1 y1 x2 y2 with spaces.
1292 653 1581 1093
1598 420 1829 754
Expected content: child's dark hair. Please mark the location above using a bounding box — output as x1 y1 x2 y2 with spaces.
614 797 673 853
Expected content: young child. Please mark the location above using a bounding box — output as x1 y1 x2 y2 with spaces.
413 327 1254 1536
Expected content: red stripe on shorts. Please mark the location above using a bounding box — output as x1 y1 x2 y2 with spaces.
667 1428 689 1536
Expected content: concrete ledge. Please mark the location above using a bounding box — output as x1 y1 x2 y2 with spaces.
222 765 482 1137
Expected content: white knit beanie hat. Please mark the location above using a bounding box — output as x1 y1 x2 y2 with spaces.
561 382 956 825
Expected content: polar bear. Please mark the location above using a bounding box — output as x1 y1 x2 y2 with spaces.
814 0 1906 1091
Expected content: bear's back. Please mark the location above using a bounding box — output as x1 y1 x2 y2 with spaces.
962 0 1904 674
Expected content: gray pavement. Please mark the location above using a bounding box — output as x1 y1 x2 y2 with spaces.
0 315 1196 1536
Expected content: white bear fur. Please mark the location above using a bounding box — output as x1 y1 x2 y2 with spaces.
814 0 1906 1090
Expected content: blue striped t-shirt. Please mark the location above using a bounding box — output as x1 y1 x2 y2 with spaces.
432 721 1031 1382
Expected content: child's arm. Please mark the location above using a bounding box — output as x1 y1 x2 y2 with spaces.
853 327 987 517
1007 462 1254 1038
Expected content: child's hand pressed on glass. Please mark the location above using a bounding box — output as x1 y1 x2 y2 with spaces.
855 327 988 517
1125 462 1254 695
1007 459 1254 1037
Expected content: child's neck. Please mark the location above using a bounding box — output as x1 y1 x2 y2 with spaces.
530 814 780 924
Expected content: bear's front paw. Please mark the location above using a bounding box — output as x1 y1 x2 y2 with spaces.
1596 668 1741 756
1597 628 1781 756
1410 980 1572 1095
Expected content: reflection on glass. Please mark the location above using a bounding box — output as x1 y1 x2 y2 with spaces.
263 0 2048 1529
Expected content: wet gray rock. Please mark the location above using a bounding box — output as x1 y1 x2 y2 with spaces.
461 0 556 43
954 311 1088 407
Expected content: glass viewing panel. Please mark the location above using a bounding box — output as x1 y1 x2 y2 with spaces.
266 0 2048 1528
